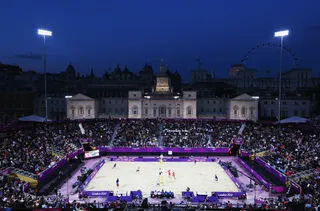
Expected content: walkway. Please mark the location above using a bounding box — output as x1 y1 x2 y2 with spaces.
158 122 164 147
109 123 120 146
238 123 246 135
207 134 213 147
218 156 277 204
58 158 101 200
241 158 283 186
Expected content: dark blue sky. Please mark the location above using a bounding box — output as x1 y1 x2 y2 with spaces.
1 0 320 81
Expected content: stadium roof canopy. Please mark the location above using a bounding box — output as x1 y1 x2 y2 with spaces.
279 116 308 124
18 115 51 122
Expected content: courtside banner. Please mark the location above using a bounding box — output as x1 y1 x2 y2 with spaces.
84 150 100 158
214 192 243 198
97 147 229 153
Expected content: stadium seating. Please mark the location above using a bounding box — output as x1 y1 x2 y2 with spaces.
0 118 319 209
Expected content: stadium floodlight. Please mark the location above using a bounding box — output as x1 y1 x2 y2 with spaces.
144 96 151 99
274 30 289 37
38 29 52 36
65 96 73 99
274 29 289 122
38 29 52 122
174 96 179 99
252 96 259 99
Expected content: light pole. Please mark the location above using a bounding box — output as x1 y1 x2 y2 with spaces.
274 30 289 122
38 29 52 121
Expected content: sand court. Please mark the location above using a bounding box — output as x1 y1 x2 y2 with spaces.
85 160 240 197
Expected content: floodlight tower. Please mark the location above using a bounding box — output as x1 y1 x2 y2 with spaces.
38 29 52 121
274 30 289 122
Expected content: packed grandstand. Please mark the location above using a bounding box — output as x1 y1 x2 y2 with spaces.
0 117 319 210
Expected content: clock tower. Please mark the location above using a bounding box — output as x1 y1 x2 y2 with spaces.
155 59 171 92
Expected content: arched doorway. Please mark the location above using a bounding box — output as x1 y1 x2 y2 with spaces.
159 105 166 118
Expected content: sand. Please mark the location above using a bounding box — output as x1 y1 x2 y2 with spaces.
85 160 240 197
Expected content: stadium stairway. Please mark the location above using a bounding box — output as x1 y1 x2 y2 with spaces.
207 134 213 147
158 122 164 147
238 123 246 135
110 123 120 146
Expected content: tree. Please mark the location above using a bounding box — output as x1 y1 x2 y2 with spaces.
104 72 110 80
266 69 270 77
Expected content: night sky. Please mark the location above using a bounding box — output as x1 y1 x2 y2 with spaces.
1 0 320 81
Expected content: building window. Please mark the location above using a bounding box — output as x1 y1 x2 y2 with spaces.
241 107 246 116
233 105 239 117
302 101 306 105
159 106 166 115
271 110 274 117
250 107 254 116
187 106 193 115
234 109 238 117
78 107 84 115
86 106 91 116
281 110 286 118
294 110 298 116
70 106 75 117
264 109 268 117
132 106 138 115
153 108 157 117
168 108 172 116
145 108 148 115
301 110 306 117
177 108 180 116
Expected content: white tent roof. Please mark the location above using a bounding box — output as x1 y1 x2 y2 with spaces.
18 115 51 122
279 116 308 124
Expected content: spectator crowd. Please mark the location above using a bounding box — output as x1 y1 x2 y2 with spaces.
0 118 319 209
113 119 160 147
0 119 118 175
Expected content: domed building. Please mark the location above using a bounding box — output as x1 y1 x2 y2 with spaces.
128 60 197 119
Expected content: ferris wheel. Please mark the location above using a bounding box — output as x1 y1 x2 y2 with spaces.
241 43 299 68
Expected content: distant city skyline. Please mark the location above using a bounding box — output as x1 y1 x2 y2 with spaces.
1 1 320 80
